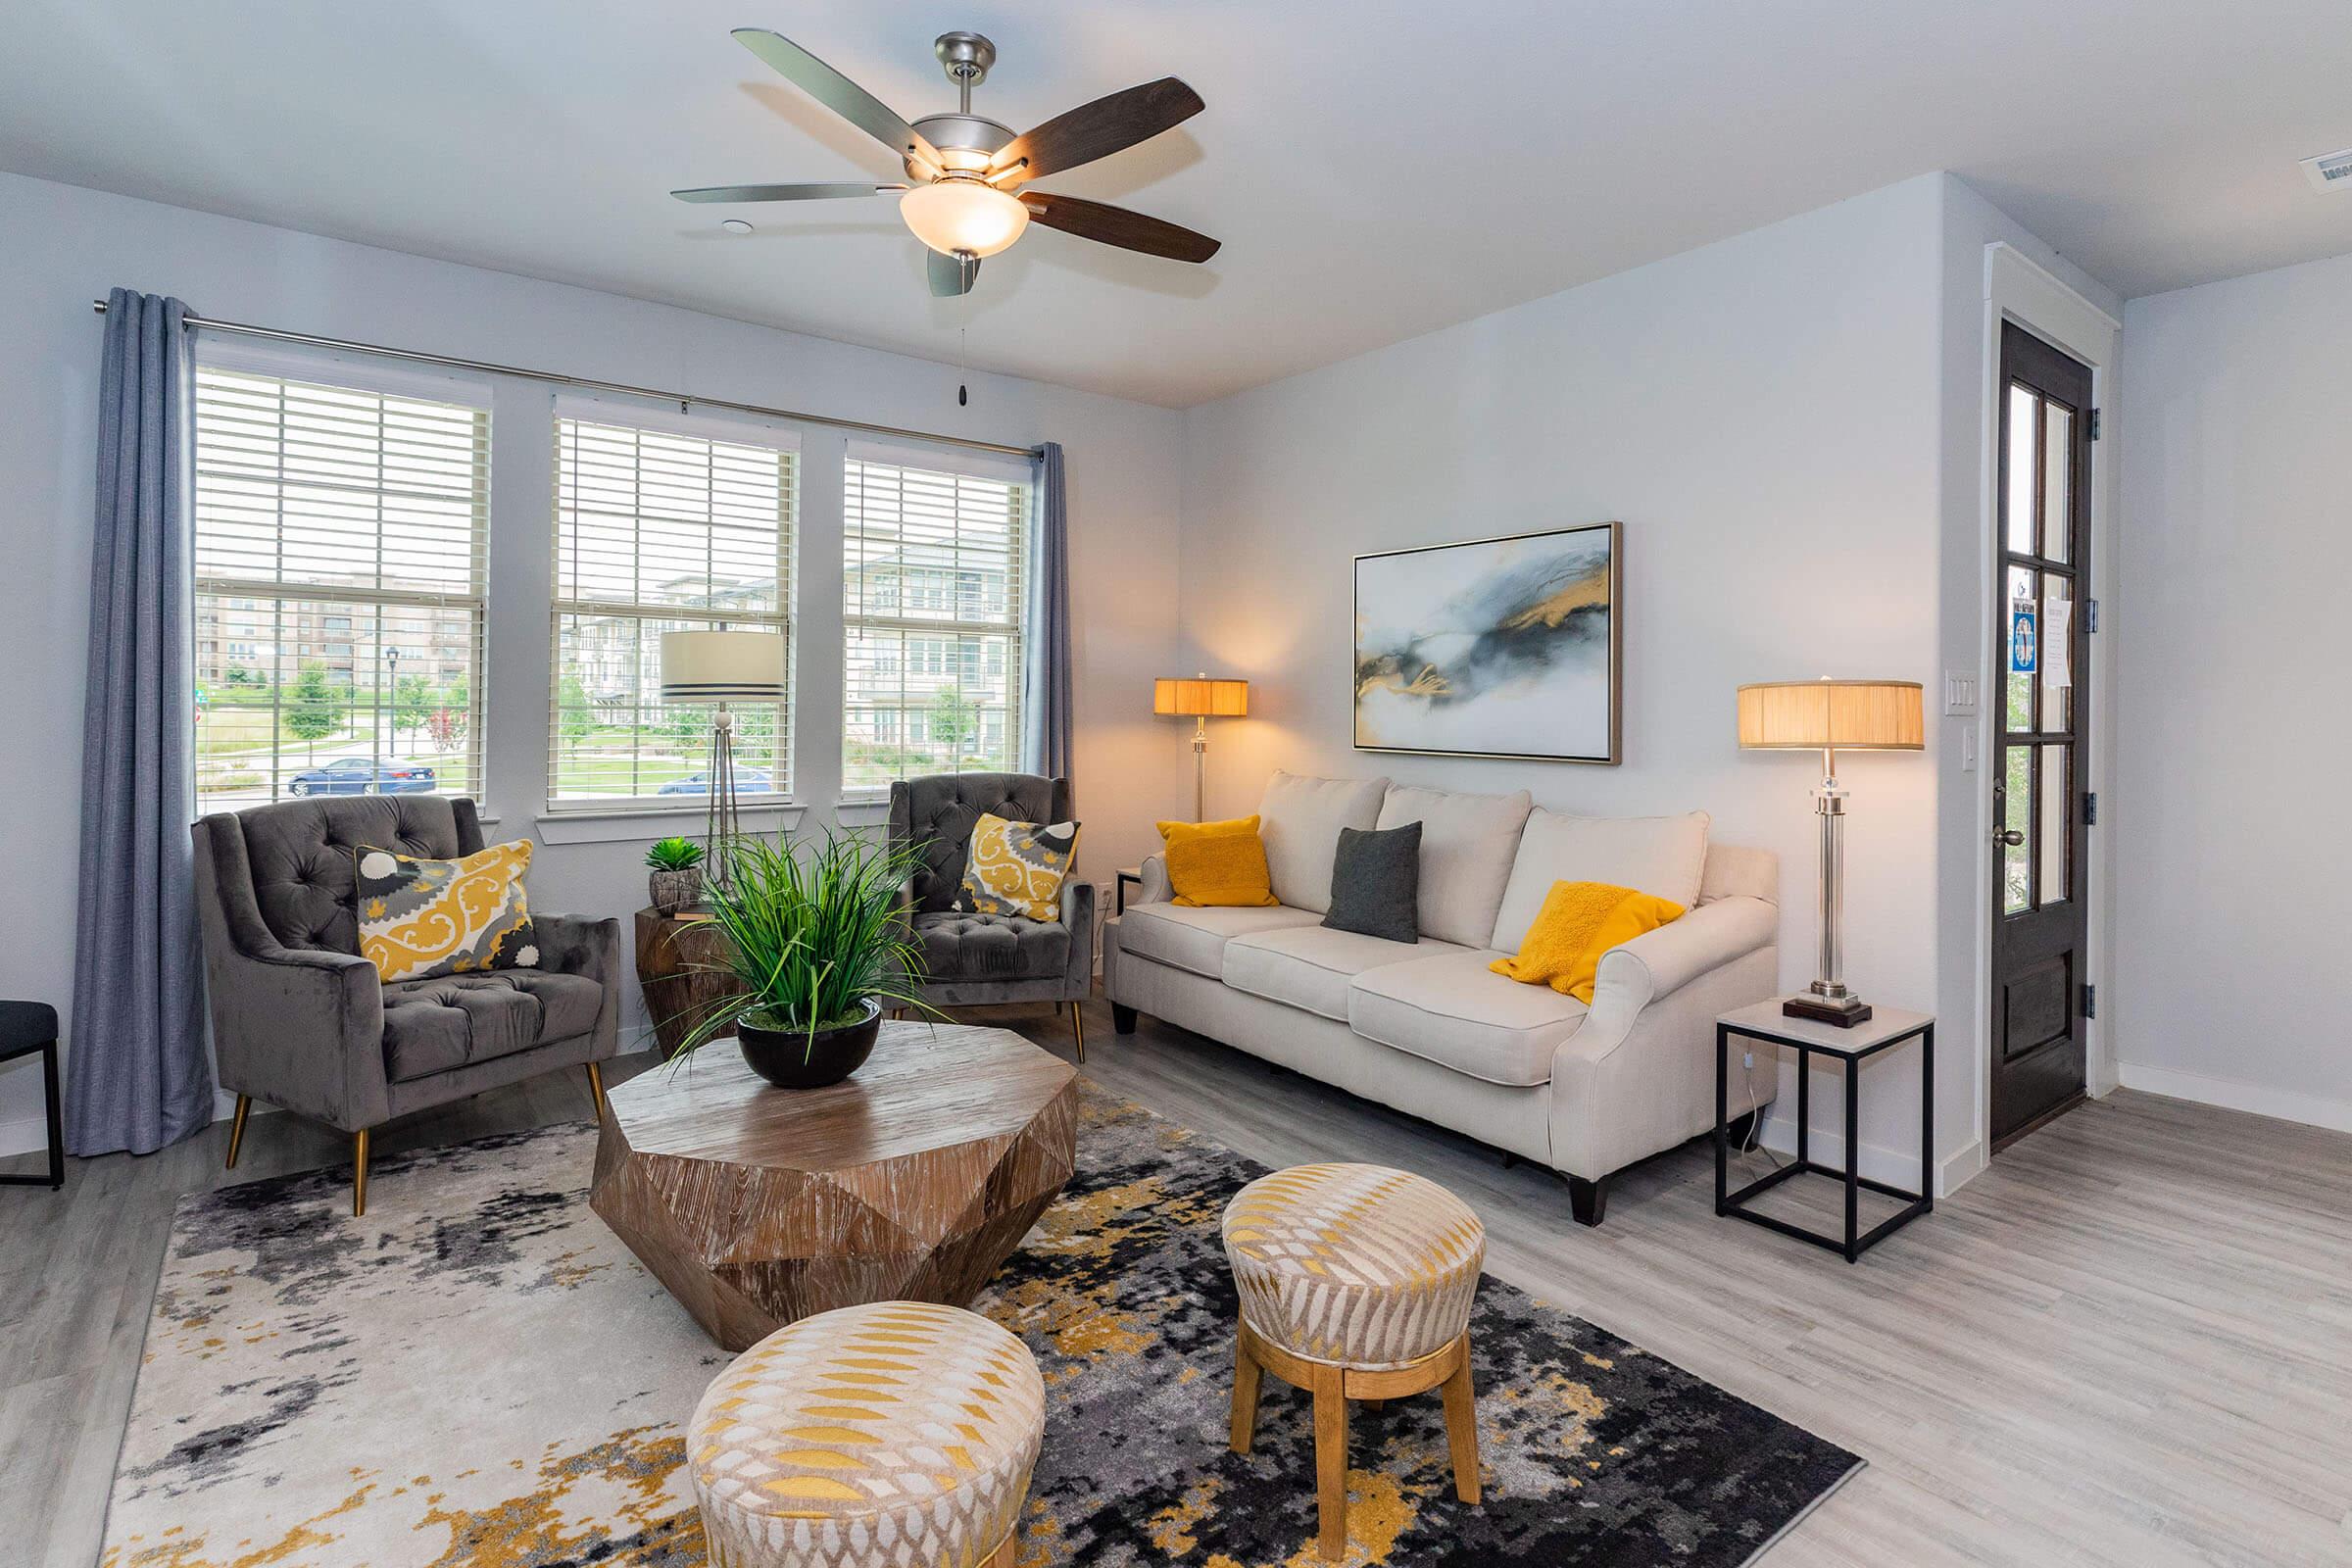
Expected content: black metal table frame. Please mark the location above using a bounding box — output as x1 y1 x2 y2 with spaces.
0 1032 65 1191
1716 1017 1933 1263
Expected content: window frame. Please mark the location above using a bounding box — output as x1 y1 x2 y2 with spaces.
545 395 802 814
188 341 494 815
839 440 1036 798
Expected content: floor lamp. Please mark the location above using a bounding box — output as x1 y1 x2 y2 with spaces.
1153 674 1250 822
661 629 786 893
1737 677 1924 1027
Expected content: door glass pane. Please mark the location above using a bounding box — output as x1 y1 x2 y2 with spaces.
2005 385 2039 554
2004 745 2033 914
2006 564 2037 733
2041 403 2073 564
2039 572 2072 733
2039 744 2071 906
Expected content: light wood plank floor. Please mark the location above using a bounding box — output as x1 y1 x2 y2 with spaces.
5 1000 2347 1567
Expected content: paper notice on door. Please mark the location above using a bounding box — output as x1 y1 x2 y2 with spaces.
2043 599 2072 688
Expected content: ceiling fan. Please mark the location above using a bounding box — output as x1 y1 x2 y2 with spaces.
673 28 1219 297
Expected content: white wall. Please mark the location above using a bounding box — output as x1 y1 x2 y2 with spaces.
0 169 1186 1152
1178 175 1956 1182
2112 251 2352 1131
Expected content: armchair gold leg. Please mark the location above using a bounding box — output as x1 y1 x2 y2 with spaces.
352 1128 371 1218
1071 1002 1087 1064
224 1094 252 1169
584 1060 606 1113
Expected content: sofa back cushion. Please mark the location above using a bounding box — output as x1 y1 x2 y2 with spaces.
1257 771 1388 912
1375 785 1534 947
232 794 482 955
1489 808 1711 953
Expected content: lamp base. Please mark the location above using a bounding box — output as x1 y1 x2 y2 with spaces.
1785 993 1874 1028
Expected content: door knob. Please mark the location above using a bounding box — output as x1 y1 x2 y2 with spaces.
1995 828 2024 847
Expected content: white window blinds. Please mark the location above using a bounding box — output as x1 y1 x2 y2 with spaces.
550 412 797 806
191 365 489 810
842 451 1029 792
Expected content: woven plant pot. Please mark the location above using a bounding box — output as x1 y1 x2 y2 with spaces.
649 867 704 916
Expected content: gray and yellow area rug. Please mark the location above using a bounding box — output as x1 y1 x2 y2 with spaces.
105 1087 1860 1566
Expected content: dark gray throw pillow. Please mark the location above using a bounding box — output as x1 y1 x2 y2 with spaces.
1322 820 1422 943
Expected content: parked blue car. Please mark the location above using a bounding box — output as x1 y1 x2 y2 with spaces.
657 766 773 796
286 758 438 796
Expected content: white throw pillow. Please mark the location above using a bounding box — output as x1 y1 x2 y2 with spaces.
1256 770 1388 912
1376 785 1534 947
1489 808 1712 953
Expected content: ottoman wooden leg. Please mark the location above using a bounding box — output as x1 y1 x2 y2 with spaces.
1230 1325 1263 1453
1312 1360 1349 1559
1440 1333 1482 1504
980 1536 1015 1568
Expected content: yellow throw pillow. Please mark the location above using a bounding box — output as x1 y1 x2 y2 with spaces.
1157 815 1280 907
356 839 537 983
959 812 1081 922
1489 880 1685 1004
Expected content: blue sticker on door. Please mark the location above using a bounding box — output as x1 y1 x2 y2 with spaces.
2010 600 2037 674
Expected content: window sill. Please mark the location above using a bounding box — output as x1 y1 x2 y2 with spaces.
534 802 807 845
833 796 893 826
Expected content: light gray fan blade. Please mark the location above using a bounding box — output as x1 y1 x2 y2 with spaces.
671 183 904 203
927 249 980 298
732 28 943 171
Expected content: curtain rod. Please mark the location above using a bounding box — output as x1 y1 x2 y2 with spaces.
89 298 1041 460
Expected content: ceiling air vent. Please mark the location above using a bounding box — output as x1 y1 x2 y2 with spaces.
2301 147 2352 193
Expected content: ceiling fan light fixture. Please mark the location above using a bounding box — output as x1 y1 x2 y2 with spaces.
900 177 1029 259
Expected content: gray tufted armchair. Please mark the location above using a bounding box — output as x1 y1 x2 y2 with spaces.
887 772 1096 1060
191 794 620 1215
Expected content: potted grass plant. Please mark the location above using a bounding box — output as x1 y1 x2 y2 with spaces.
672 829 932 1089
644 835 707 915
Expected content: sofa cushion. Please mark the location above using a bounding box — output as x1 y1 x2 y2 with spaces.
1376 784 1534 946
380 969 604 1083
1224 924 1470 1022
1491 808 1711 952
1257 771 1387 912
1348 951 1586 1087
1322 821 1421 943
1118 902 1321 980
915 910 1070 982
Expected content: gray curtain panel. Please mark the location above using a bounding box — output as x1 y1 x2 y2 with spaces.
67 288 214 1156
1022 441 1074 792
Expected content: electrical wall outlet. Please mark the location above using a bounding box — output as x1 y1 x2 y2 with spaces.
1742 1051 1754 1069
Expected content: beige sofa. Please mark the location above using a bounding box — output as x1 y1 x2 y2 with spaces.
1103 771 1781 1225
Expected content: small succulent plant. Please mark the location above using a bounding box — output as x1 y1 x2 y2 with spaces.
645 836 707 872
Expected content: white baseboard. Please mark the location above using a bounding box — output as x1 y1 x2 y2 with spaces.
1756 1110 1924 1192
2115 1060 2352 1136
1936 1139 1986 1198
0 1112 55 1161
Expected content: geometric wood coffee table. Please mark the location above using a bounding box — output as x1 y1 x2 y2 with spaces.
589 1021 1079 1350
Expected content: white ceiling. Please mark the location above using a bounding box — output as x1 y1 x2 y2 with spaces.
5 1 2351 407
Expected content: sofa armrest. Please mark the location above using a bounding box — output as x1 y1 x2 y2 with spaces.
1139 853 1173 905
531 911 622 1060
1059 876 1099 993
202 941 388 1129
1590 896 1778 1020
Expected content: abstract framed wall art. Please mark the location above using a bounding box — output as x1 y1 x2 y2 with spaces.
1352 521 1622 764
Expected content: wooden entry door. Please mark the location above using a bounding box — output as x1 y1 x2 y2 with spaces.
1991 323 2093 1150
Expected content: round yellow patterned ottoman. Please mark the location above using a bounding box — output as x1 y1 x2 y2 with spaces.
1221 1162 1487 1559
687 1300 1045 1568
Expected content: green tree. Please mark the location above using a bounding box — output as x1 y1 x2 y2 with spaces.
928 683 980 757
393 673 434 742
223 663 264 689
285 662 344 761
559 673 598 750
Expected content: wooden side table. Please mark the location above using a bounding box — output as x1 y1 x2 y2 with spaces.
633 908 737 1058
1716 999 1934 1263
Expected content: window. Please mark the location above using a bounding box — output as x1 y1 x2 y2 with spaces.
550 411 796 807
191 364 488 809
842 451 1029 791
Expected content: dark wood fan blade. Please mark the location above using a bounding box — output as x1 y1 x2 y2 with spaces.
927 249 980 297
1019 192 1220 263
988 77 1203 186
732 28 943 170
671 183 903 203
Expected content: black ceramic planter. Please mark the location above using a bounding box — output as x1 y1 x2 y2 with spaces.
735 998 882 1090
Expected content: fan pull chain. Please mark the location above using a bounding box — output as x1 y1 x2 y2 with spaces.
958 325 969 408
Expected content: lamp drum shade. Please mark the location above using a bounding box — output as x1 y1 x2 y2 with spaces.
659 629 786 703
1738 679 1923 751
1153 677 1250 718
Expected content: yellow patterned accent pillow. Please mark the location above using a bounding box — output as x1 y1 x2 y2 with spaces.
1157 815 1280 907
1489 879 1684 1003
958 812 1080 922
355 840 538 983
